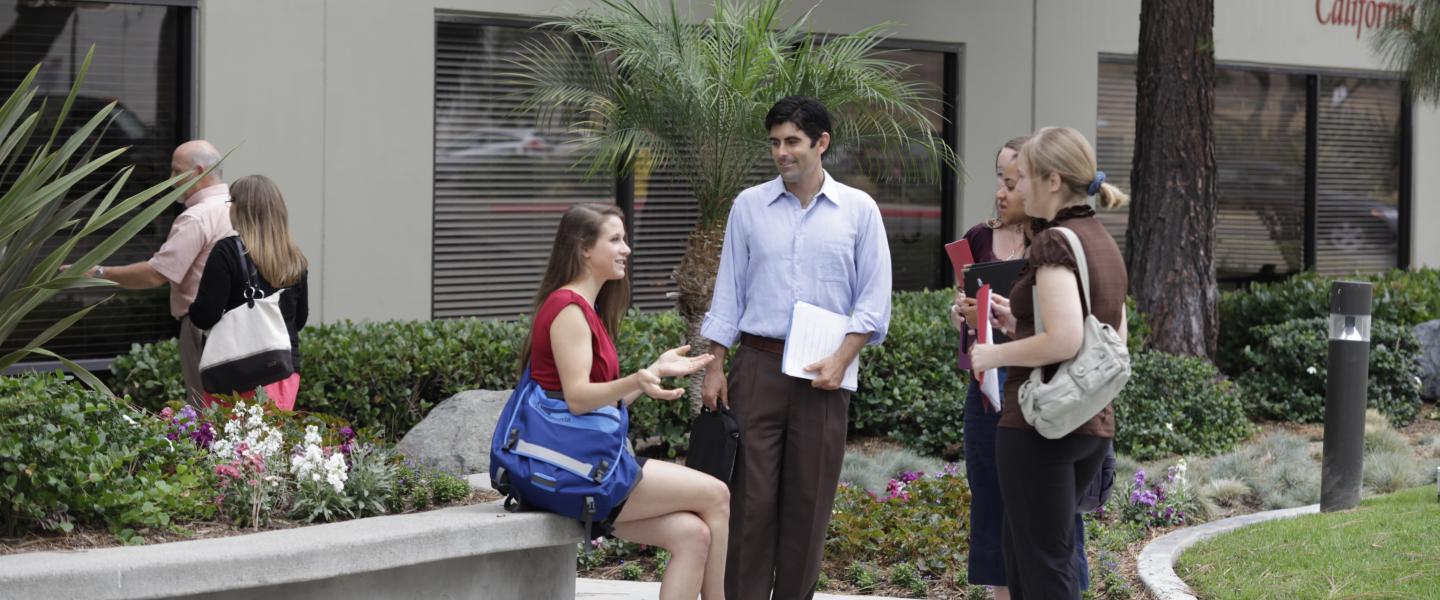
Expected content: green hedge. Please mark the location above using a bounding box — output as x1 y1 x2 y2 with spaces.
1112 351 1254 461
1238 317 1422 426
109 290 1202 458
852 290 968 455
114 318 528 439
0 373 216 539
1218 269 1440 375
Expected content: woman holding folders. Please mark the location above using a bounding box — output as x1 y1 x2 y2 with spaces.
188 174 308 410
970 127 1130 598
518 203 729 600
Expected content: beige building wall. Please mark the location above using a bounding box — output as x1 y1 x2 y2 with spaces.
199 0 1437 325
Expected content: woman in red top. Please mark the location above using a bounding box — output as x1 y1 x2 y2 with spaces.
518 203 728 600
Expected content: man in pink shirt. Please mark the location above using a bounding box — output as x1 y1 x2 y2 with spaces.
76 140 233 403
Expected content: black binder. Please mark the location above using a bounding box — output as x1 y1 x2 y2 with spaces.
963 258 1026 298
963 259 1026 343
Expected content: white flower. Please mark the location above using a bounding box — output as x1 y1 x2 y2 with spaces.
1307 366 1318 375
323 452 348 492
1165 422 1174 432
122 414 138 427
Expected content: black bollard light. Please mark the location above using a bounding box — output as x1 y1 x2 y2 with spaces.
1320 280 1372 512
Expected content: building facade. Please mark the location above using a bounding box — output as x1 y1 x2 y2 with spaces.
2 0 1436 363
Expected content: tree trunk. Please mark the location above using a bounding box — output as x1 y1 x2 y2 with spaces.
1127 0 1219 359
673 220 726 411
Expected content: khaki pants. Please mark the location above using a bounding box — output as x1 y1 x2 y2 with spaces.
178 316 205 405
724 343 850 600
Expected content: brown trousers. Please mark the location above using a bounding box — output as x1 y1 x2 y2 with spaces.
178 316 206 405
724 343 850 600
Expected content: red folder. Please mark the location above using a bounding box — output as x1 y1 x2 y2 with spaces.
944 239 975 286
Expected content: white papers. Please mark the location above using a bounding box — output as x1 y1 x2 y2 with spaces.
975 283 1002 411
781 301 860 391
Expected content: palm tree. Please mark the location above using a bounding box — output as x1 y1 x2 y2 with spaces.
515 0 957 389
1372 0 1440 105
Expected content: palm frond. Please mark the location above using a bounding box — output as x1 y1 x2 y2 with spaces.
1371 0 1440 104
514 0 958 229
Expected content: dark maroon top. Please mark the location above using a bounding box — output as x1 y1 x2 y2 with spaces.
530 289 621 392
955 222 1016 371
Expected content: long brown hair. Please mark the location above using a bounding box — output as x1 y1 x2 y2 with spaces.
229 174 307 287
517 203 631 371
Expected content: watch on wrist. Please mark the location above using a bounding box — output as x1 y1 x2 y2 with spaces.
94 265 105 278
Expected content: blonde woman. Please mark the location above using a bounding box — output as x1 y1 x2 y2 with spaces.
188 174 309 410
970 127 1129 599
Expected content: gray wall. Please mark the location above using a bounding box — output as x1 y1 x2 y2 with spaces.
197 0 1440 324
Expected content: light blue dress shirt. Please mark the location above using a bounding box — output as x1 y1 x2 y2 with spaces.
701 171 893 348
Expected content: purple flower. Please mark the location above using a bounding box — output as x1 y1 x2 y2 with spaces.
190 422 215 449
1136 491 1158 507
899 471 923 484
1133 469 1147 487
340 427 355 442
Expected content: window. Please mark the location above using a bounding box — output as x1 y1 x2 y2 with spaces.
0 0 195 365
434 17 960 320
1096 58 1407 282
433 18 613 319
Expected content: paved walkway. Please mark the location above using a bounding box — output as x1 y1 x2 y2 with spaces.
576 578 906 599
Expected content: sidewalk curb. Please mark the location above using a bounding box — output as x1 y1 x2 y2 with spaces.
1136 503 1319 600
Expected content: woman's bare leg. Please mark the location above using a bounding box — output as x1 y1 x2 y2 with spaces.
613 460 730 600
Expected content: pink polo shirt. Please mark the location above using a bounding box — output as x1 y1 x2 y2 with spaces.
148 184 235 319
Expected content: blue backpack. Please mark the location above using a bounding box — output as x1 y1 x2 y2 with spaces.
489 366 642 541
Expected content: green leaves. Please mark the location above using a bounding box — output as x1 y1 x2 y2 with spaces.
516 0 958 228
0 372 216 538
0 47 207 384
1113 351 1254 462
1238 317 1422 426
1370 0 1440 105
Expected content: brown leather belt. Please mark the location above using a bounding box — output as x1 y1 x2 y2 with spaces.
740 333 786 355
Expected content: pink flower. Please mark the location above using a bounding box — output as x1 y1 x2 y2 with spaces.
160 407 174 419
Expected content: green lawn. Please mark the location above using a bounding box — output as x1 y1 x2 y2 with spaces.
1176 486 1440 599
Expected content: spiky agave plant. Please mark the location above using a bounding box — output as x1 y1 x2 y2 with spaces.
515 0 958 400
1372 0 1440 105
0 47 208 392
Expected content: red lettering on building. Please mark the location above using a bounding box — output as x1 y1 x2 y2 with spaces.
1315 0 1417 38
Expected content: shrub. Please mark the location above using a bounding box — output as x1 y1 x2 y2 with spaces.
852 290 968 455
1238 318 1422 425
838 447 946 494
1218 268 1440 375
1112 351 1254 461
1200 432 1319 510
827 470 970 577
1363 450 1424 495
0 373 216 540
612 309 691 456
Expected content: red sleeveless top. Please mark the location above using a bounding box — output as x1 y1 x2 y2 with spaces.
530 288 621 392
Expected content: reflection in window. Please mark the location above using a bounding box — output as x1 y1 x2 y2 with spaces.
0 1 190 361
1315 78 1401 275
1095 59 1404 282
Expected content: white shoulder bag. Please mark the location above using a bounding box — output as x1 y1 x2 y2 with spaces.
1018 227 1131 439
198 241 294 394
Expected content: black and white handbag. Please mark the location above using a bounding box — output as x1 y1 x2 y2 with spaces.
198 241 294 394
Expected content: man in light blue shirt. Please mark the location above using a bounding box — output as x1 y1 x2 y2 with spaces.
701 96 892 600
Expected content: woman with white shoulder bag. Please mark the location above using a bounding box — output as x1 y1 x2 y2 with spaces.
969 127 1130 599
188 174 309 410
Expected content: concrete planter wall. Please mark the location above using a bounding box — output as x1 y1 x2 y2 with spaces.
0 502 580 600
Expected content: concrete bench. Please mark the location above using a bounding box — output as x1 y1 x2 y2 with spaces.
0 485 581 600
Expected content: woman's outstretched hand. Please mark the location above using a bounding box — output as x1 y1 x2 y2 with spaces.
648 344 714 378
637 345 713 401
636 368 684 400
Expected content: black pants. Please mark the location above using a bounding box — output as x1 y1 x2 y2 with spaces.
995 427 1109 599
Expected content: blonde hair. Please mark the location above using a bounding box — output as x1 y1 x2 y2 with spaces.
1018 127 1129 210
229 175 308 288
